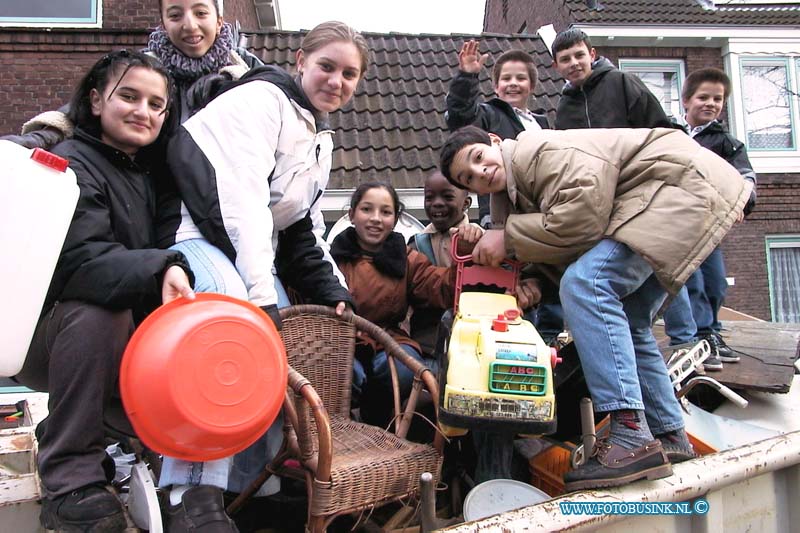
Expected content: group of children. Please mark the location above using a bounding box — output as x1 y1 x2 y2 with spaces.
439 28 753 491
4 9 756 530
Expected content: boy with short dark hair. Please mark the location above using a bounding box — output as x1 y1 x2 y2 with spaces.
662 67 757 369
409 171 481 356
440 125 752 490
551 27 698 350
410 171 477 269
551 28 673 130
446 41 549 140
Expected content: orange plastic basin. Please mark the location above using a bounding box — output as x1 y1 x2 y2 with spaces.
120 294 287 461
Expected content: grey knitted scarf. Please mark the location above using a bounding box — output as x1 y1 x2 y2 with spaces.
147 22 235 83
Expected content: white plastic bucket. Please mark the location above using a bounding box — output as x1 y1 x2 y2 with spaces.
0 141 79 377
463 479 551 522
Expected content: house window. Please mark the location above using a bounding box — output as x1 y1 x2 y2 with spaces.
740 58 795 151
0 0 100 27
619 59 685 118
766 236 800 323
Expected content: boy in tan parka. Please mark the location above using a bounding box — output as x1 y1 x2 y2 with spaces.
440 125 751 491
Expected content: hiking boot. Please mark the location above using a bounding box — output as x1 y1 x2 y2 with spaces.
563 438 672 491
704 333 739 363
656 433 698 464
40 483 134 532
702 352 724 372
165 486 239 533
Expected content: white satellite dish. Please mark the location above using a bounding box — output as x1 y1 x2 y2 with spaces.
326 212 426 245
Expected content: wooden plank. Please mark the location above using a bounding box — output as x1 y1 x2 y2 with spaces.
656 321 800 393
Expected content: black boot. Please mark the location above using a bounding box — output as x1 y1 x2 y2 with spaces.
40 483 133 532
165 486 239 533
703 333 739 363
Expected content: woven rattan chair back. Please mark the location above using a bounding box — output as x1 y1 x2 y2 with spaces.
280 306 355 418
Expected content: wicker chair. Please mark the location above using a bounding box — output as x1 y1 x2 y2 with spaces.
228 304 444 532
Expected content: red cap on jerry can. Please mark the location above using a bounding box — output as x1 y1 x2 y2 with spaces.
31 148 69 173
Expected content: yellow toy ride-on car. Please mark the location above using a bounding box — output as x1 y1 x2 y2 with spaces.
437 236 559 438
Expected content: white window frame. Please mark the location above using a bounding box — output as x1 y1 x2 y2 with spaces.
618 59 686 118
765 235 800 323
738 57 797 153
725 37 800 173
0 0 102 28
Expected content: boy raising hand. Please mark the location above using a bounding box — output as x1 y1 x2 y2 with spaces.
446 39 549 228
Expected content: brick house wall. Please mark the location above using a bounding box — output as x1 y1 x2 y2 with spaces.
484 0 571 34
101 0 159 29
220 1 259 30
725 176 800 319
0 0 257 136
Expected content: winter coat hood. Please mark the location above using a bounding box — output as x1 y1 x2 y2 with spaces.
331 227 407 279
561 56 615 95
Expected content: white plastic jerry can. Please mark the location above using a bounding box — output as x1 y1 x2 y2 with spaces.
0 140 79 377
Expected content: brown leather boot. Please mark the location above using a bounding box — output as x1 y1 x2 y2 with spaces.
564 438 672 491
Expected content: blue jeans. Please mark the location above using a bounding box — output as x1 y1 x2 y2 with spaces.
353 343 429 425
159 238 288 494
559 239 684 435
686 247 727 336
352 343 427 398
170 238 248 300
536 302 565 343
663 286 698 345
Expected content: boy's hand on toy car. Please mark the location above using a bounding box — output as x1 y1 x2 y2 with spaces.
468 228 507 267
515 278 542 310
451 224 482 255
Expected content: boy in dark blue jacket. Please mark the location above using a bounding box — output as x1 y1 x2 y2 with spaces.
663 68 756 370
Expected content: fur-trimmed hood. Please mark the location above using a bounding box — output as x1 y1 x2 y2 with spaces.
330 227 407 279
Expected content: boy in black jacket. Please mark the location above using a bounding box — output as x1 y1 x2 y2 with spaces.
552 28 673 130
662 68 757 370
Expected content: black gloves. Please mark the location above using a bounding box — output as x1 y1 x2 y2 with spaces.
0 128 64 150
187 72 233 114
260 304 283 331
